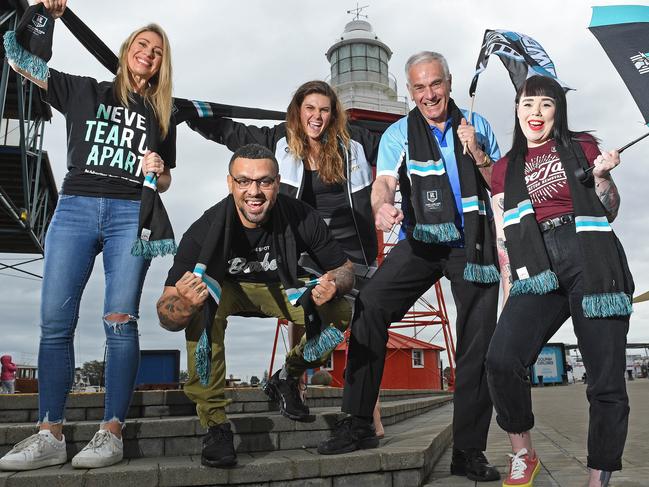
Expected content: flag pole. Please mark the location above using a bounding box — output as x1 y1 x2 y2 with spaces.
462 94 476 155
575 130 649 182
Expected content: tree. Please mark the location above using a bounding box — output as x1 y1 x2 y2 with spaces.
80 360 105 386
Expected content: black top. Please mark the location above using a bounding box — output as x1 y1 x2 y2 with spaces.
165 195 347 286
46 69 176 200
301 169 361 264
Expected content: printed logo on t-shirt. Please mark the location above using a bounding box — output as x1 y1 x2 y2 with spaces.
228 245 278 276
524 147 567 204
83 104 149 182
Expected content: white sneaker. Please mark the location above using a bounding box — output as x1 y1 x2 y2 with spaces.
0 430 67 471
71 429 123 469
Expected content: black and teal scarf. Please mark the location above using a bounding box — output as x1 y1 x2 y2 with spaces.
406 100 499 284
191 195 344 385
503 138 634 317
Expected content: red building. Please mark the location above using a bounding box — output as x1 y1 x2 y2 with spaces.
324 331 444 390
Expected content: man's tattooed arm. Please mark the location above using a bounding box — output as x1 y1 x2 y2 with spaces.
331 260 355 296
156 287 202 332
594 175 620 222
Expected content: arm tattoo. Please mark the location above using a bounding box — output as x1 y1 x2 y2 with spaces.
496 237 512 284
332 261 355 296
497 196 504 211
157 294 200 331
595 177 620 221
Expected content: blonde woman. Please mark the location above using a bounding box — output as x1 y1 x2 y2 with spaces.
0 0 176 471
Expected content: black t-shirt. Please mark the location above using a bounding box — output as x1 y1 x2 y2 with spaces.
165 195 348 286
227 220 280 282
301 169 362 264
46 69 177 200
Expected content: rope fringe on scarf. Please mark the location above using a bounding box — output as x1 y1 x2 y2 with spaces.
412 222 460 244
582 293 632 318
195 329 211 386
303 326 345 363
509 269 559 296
463 262 501 284
3 32 49 81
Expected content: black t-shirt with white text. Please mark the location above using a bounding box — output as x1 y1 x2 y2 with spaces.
46 69 176 200
165 195 347 287
227 220 280 282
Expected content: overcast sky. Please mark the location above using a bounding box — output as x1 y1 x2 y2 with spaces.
2 0 649 382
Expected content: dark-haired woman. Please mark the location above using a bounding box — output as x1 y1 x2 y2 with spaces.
0 0 176 471
187 80 381 423
486 75 632 487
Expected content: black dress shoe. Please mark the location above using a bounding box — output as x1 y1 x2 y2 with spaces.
317 416 379 455
450 447 500 482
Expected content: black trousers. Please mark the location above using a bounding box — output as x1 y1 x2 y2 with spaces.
342 237 499 451
485 222 629 471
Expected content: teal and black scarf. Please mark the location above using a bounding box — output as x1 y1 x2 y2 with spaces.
503 138 634 317
406 100 499 283
191 195 343 385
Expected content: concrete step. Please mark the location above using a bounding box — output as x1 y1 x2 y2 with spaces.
0 388 445 423
0 404 454 487
0 395 452 459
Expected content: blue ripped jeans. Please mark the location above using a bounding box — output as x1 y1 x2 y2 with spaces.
38 194 150 425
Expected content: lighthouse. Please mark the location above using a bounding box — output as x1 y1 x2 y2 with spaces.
325 16 407 122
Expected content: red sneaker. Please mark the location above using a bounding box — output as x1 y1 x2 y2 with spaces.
503 448 540 486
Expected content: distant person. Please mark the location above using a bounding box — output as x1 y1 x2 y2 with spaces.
0 356 17 394
318 51 501 483
0 0 176 472
156 144 355 468
486 75 632 487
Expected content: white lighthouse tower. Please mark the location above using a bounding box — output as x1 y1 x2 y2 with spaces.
325 9 407 121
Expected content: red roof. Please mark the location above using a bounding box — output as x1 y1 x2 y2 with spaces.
336 331 445 351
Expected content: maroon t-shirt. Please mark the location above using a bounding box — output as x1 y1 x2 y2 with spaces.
491 135 600 222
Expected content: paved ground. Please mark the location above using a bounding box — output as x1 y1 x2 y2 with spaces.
424 379 648 487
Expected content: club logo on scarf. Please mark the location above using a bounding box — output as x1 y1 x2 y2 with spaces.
630 52 649 75
31 14 48 29
424 190 442 212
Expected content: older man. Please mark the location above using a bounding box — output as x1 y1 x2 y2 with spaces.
318 52 501 482
157 144 354 468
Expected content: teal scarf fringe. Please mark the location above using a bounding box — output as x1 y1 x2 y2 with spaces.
510 269 559 296
303 326 344 363
195 330 211 386
3 31 49 81
464 263 500 284
413 222 460 244
131 238 177 259
582 292 632 318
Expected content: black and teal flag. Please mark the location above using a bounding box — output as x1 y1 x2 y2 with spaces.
589 5 649 125
469 29 570 97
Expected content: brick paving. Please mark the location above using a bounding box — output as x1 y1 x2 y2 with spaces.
424 379 648 487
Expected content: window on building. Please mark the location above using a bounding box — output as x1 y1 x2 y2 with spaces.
412 349 424 368
339 57 351 74
323 354 334 371
352 56 366 71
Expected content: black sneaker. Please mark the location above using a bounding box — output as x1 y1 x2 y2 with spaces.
262 370 309 421
317 416 379 455
450 447 500 482
201 422 237 468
